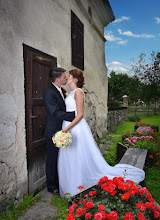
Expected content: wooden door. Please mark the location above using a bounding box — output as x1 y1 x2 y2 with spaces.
23 45 57 193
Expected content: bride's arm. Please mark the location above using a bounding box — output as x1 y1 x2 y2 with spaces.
62 89 84 131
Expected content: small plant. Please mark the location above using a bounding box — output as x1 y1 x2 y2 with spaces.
128 115 141 122
51 195 68 220
0 193 41 220
148 152 160 167
66 176 160 219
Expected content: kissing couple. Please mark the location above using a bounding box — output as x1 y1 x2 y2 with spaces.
44 67 145 196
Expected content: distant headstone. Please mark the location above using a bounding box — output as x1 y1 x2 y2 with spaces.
136 126 152 132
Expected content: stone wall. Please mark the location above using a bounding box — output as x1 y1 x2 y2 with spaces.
107 108 128 132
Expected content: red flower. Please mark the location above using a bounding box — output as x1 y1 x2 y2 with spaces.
88 191 97 196
123 212 134 220
82 199 88 204
129 185 138 195
121 183 130 191
113 177 123 186
101 182 116 194
97 176 108 185
94 212 103 220
98 204 105 211
149 155 154 159
137 212 146 219
146 193 153 201
136 202 146 211
75 208 85 216
155 162 159 165
85 213 92 219
110 190 117 196
77 185 85 190
126 180 134 185
100 211 106 220
83 202 94 209
63 192 67 196
121 192 130 200
139 187 148 195
153 210 159 218
118 177 124 182
66 213 75 220
156 152 160 156
78 201 83 204
106 211 118 220
69 206 74 213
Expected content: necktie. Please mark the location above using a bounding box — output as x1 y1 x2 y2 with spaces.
59 88 65 100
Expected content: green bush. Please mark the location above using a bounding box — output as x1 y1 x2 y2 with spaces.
128 115 141 122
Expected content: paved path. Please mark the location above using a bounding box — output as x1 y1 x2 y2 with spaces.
18 188 57 220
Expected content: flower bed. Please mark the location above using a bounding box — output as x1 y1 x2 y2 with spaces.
121 126 160 167
66 176 160 219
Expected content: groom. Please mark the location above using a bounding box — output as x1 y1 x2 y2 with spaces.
44 67 75 194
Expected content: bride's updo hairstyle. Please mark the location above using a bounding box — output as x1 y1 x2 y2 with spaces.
69 69 84 88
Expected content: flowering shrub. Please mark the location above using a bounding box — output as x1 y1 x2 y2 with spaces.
135 121 150 127
66 176 160 219
122 128 160 154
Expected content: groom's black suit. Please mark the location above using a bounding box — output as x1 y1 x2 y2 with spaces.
44 83 75 192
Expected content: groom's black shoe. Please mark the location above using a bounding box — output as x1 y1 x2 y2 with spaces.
48 188 59 195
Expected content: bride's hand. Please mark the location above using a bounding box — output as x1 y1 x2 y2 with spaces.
62 127 68 132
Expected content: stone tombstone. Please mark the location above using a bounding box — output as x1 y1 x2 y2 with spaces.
136 126 152 133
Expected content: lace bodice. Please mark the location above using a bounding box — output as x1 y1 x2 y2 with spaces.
65 88 85 112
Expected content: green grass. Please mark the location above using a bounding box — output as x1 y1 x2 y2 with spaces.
145 166 160 204
0 194 42 220
51 195 68 220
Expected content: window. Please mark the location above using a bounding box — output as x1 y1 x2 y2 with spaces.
71 11 84 70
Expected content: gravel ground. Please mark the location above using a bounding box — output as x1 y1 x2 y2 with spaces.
18 188 57 220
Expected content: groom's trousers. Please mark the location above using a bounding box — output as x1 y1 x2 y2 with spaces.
46 139 59 191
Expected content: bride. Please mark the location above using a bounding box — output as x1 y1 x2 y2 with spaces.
58 69 145 197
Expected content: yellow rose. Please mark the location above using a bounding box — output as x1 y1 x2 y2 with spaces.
61 133 66 138
60 139 64 144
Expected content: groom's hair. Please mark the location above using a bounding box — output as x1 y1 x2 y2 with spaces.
49 67 66 82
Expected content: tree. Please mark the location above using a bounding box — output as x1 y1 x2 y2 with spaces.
108 71 142 107
131 51 160 113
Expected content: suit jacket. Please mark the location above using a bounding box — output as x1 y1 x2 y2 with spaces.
44 83 75 139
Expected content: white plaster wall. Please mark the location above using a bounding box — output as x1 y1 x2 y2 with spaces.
70 0 108 136
0 0 109 206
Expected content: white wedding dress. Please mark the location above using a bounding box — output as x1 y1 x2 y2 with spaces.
58 88 145 197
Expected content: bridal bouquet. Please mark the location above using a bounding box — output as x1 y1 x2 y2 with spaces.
52 131 72 148
66 176 160 220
